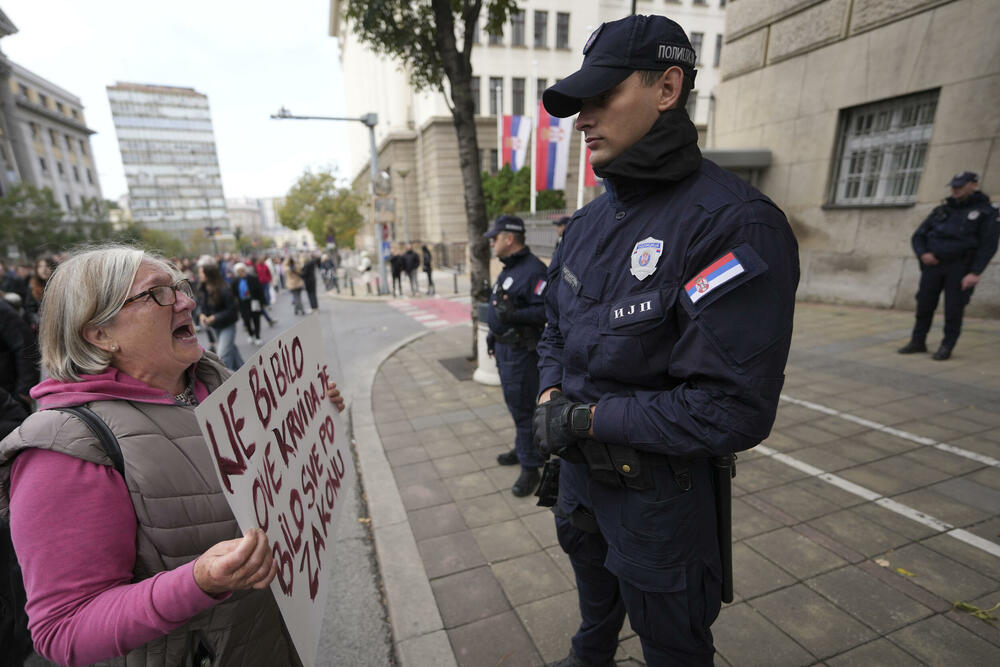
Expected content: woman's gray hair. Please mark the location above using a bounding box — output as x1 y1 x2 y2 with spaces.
39 244 182 382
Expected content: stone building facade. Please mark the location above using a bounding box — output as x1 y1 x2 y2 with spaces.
715 0 1000 315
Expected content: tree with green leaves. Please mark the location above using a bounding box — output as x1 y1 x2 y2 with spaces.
482 165 565 219
278 168 364 249
0 184 116 258
344 0 520 317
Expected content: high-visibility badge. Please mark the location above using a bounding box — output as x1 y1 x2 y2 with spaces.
629 237 663 281
685 251 745 304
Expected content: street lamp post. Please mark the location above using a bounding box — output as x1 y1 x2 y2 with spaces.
397 168 410 244
270 106 389 295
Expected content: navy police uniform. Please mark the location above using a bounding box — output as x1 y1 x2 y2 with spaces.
536 14 799 667
908 176 998 351
485 218 549 472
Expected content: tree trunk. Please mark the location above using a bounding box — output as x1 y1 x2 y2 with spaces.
432 0 491 358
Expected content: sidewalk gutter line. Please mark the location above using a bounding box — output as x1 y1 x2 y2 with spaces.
779 394 1000 468
755 444 1000 559
349 328 459 667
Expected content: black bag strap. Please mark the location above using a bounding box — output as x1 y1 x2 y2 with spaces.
55 407 125 482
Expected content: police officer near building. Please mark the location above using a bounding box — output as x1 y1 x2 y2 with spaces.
532 15 799 666
898 171 998 360
485 215 549 496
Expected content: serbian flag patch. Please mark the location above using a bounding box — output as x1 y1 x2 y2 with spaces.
533 279 547 295
685 251 745 304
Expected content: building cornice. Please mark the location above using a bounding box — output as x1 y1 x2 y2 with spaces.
15 96 96 135
0 9 18 39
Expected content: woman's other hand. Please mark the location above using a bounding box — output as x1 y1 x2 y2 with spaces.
193 528 277 595
326 380 345 413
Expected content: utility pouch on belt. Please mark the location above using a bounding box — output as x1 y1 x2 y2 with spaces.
579 441 656 490
552 504 601 534
535 459 561 507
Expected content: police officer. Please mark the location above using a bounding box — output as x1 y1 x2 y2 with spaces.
898 171 998 360
532 15 799 666
484 215 549 496
553 216 570 247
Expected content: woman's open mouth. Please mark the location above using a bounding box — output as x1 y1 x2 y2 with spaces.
172 323 197 342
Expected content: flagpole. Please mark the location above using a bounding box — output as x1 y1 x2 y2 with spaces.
495 83 502 174
530 60 538 215
577 129 587 210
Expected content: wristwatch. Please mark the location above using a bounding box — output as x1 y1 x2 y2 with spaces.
570 403 594 434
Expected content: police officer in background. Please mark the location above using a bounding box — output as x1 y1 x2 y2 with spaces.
533 15 799 666
898 171 998 360
485 215 549 496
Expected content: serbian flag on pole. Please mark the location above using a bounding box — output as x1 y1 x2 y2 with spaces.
536 102 574 191
502 115 531 172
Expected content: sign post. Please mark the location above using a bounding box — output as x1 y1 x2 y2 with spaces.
195 318 353 666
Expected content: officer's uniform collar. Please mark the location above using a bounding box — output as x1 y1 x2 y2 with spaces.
500 246 532 267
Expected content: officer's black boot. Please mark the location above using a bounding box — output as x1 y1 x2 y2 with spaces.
511 467 540 497
497 448 519 466
932 345 953 360
545 649 615 667
897 340 928 354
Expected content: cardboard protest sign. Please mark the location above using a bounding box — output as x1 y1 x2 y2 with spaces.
195 318 353 667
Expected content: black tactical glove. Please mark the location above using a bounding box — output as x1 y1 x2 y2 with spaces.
494 294 516 323
533 391 591 458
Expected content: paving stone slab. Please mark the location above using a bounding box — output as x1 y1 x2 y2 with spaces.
458 491 518 528
731 497 784 541
472 518 542 562
515 590 585 664
449 419 491 436
419 530 487 579
752 583 876 659
448 611 543 667
892 485 994 529
430 566 511 628
824 638 923 666
745 527 847 580
378 419 416 437
806 507 910 558
433 453 482 478
443 471 496 501
838 457 949 497
521 510 559 549
886 542 999 602
898 446 985 476
546 546 576 584
851 502 940 541
381 431 421 451
732 456 806 493
713 602 814 667
399 479 452 511
408 503 467 542
731 542 796 600
470 444 510 469
393 460 441 487
755 482 841 522
386 445 431 467
397 630 458 667
888 614 1000 664
422 438 468 459
929 476 1000 516
492 551 574 606
807 565 934 634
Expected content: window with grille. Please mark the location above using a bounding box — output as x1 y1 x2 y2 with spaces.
534 11 548 48
470 77 481 115
512 10 525 46
831 90 938 206
556 13 570 49
489 77 503 116
512 78 525 116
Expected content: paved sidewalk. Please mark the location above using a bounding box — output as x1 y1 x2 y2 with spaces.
359 302 1000 666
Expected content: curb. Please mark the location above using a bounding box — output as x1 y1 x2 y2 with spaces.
348 328 460 667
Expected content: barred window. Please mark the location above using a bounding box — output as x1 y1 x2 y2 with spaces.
534 11 548 48
556 13 570 49
831 91 938 206
511 10 525 46
512 78 525 116
489 77 503 116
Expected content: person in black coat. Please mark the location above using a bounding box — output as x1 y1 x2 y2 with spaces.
403 245 420 296
231 263 266 346
421 245 435 295
300 253 320 312
0 298 39 408
389 247 405 298
197 262 244 370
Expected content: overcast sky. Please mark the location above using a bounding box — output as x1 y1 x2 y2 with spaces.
1 0 354 200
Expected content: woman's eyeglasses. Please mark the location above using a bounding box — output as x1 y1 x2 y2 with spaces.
121 279 195 308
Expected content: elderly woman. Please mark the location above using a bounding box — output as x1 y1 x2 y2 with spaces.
0 245 344 666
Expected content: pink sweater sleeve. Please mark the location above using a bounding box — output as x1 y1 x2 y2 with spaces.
10 449 224 667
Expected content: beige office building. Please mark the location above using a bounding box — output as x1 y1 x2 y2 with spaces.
715 0 1000 315
0 11 102 211
329 0 728 257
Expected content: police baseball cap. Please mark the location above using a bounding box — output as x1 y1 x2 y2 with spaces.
542 14 697 118
553 216 570 227
484 214 526 238
948 171 978 187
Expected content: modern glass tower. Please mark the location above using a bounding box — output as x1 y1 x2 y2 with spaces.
107 82 227 238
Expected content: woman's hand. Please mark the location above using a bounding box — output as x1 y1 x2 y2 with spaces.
193 528 277 596
326 381 345 413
